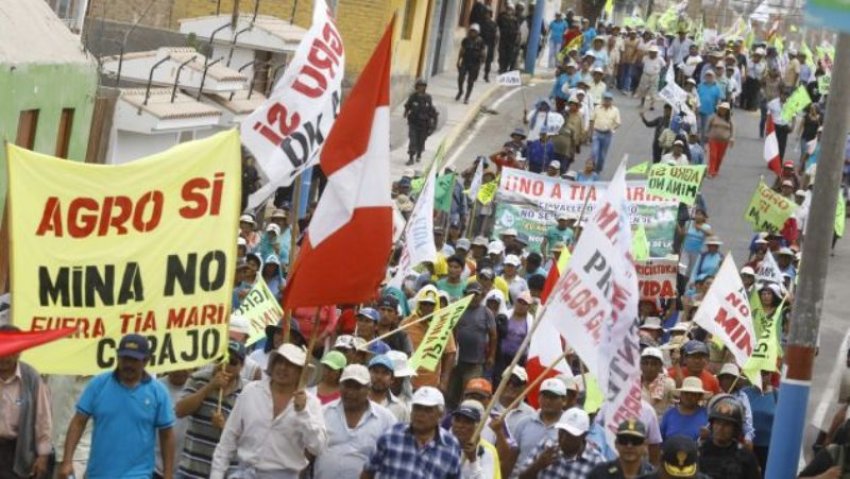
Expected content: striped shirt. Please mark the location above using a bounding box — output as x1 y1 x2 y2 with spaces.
177 369 244 478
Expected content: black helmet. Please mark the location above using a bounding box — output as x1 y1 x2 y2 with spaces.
707 394 744 427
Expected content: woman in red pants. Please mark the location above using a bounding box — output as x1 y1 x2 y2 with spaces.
706 102 735 177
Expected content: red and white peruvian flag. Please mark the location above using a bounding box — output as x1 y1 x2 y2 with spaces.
764 113 782 176
283 20 394 309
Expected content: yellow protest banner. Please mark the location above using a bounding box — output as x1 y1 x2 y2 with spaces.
409 295 473 371
477 179 499 205
745 180 798 232
631 224 650 261
780 86 812 123
627 161 650 175
582 373 604 414
647 164 706 205
235 278 284 346
7 131 241 374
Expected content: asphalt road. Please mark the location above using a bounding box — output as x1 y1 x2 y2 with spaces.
442 73 850 457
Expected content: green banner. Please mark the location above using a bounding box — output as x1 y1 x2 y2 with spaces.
780 86 812 123
745 180 798 232
236 278 285 346
409 295 473 371
631 224 650 261
628 161 650 175
477 179 499 205
434 172 456 212
744 291 782 381
647 164 706 205
837 190 846 237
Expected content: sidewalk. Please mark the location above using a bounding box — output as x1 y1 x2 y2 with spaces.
388 70 502 179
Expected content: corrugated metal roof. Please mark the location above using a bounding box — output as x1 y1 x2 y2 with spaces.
121 87 222 121
0 0 93 65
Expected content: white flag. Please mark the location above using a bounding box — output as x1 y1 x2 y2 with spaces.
241 0 345 209
692 254 757 370
756 250 785 289
389 168 438 288
467 158 484 200
392 204 407 243
497 70 523 87
665 57 676 86
539 158 640 449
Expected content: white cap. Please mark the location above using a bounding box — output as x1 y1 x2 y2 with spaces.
229 314 251 335
507 366 529 382
469 23 480 32
668 322 690 334
412 386 445 407
266 223 281 235
740 266 756 276
334 334 355 350
686 78 697 85
778 246 794 256
488 240 505 255
555 408 590 436
504 254 521 267
755 47 766 55
649 45 659 52
718 363 741 378
540 378 567 396
640 317 663 330
239 214 255 224
641 346 664 361
592 66 604 73
706 236 723 245
502 228 518 237
273 343 308 367
558 374 580 392
340 364 371 385
386 350 417 377
549 160 561 169
237 237 248 247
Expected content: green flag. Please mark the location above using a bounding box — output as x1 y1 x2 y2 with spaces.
745 180 798 231
780 86 812 123
434 172 456 212
410 177 426 196
801 41 817 69
628 161 650 175
837 191 846 237
631 224 650 261
744 292 784 385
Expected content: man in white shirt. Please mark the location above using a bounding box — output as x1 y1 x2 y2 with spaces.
314 365 396 479
210 344 327 479
501 254 529 305
451 400 500 479
661 140 690 166
766 88 794 160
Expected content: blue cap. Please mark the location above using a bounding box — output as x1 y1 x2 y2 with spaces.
228 340 247 360
357 307 380 322
683 340 710 356
603 91 614 100
452 405 482 422
117 334 150 360
368 354 395 372
368 340 391 355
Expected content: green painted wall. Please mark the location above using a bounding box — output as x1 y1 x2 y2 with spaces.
0 62 99 215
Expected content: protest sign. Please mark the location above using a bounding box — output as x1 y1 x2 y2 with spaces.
745 180 798 231
756 250 785 289
493 168 678 257
658 81 697 125
692 255 757 379
647 164 706 205
242 0 344 207
627 161 650 175
235 278 285 346
7 131 241 374
390 168 438 288
541 161 641 449
409 295 473 371
780 86 812 123
743 291 782 379
497 70 523 87
636 259 678 301
631 224 650 261
477 180 499 205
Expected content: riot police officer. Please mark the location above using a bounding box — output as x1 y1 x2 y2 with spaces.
403 79 438 165
698 394 762 479
497 5 520 73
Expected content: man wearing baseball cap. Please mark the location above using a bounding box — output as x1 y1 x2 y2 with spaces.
376 296 413 356
517 407 605 478
315 365 396 477
400 287 457 390
509 378 572 474
501 255 529 305
668 340 720 394
363 387 462 478
642 347 676 418
367 355 410 423
588 419 655 478
61 334 176 479
210 344 327 478
451 400 501 479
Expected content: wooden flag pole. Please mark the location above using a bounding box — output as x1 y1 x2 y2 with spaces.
297 308 322 389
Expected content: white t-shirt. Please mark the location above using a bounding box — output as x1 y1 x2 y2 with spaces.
642 56 666 76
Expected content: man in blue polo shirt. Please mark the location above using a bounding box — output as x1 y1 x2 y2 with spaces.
58 334 176 479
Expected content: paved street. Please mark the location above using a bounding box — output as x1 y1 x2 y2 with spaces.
434 75 850 456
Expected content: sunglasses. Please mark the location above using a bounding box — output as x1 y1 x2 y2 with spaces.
616 436 645 446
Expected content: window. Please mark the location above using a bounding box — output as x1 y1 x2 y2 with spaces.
55 108 75 158
16 110 39 150
178 130 195 143
401 0 418 40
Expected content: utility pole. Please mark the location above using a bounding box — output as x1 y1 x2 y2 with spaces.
525 0 546 75
765 32 850 478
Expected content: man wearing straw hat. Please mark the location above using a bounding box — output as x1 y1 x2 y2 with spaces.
174 340 247 478
660 377 709 441
210 343 327 479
